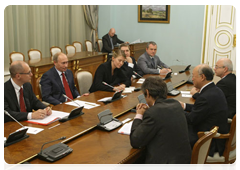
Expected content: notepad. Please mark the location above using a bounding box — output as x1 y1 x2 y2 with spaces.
137 78 145 84
25 110 69 126
118 121 133 135
122 87 135 93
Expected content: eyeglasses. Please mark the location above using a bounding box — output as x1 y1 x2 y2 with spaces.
19 70 32 75
214 65 225 69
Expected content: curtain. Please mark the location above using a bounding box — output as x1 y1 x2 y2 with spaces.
83 5 99 51
4 5 91 72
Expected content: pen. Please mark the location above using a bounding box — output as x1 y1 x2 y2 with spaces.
84 102 96 106
49 123 60 129
102 82 114 89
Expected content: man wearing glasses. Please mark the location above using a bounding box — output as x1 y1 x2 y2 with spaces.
4 61 52 123
191 58 236 118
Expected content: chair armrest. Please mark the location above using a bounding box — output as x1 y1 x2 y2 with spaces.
198 131 230 139
42 101 51 107
213 133 230 139
228 118 232 123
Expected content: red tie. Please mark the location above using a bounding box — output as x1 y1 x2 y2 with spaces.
19 88 27 112
62 72 73 101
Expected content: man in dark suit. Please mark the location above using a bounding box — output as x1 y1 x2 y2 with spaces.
102 28 125 61
137 41 171 75
191 58 236 119
130 76 191 164
40 52 80 105
120 43 143 80
179 64 228 157
4 61 52 123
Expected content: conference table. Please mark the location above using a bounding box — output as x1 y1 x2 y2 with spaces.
4 65 195 164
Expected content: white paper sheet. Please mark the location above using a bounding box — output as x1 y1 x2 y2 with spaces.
65 100 100 109
118 121 133 135
137 78 145 84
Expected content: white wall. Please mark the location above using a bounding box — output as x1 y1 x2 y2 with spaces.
98 5 205 66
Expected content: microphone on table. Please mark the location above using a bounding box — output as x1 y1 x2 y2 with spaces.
102 82 114 89
62 94 82 107
133 71 142 78
4 110 25 128
39 136 66 155
38 136 73 162
4 110 29 147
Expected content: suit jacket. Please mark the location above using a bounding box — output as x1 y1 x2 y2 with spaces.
216 73 236 119
192 73 236 119
101 34 124 53
130 98 192 164
137 52 169 75
40 67 80 105
121 56 143 79
185 82 228 156
4 80 46 122
89 60 131 93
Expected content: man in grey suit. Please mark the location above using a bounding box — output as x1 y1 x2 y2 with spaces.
137 41 171 75
130 76 191 164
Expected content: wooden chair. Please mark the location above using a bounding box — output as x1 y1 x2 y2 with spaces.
191 126 219 164
97 39 102 52
205 115 236 164
74 69 93 95
72 41 82 52
50 46 62 57
65 45 76 55
9 51 25 63
28 49 42 60
85 40 93 52
36 76 50 106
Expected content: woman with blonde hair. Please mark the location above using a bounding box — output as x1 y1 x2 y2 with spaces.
89 49 131 93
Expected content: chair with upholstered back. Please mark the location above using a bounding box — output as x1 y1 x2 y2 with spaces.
74 69 93 95
50 46 62 57
205 115 236 164
9 51 25 63
85 40 93 52
65 45 76 55
72 41 82 52
28 49 42 60
191 126 219 164
97 39 103 52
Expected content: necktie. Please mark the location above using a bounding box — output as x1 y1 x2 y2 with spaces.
62 72 73 101
110 37 114 49
151 58 155 68
19 88 27 112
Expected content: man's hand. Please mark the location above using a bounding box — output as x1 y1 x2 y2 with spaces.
178 101 185 110
126 56 133 63
160 68 170 75
136 103 149 115
32 109 47 119
113 84 126 91
45 107 52 116
190 87 200 95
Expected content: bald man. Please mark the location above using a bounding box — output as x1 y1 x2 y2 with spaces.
191 58 236 118
4 61 52 123
102 28 125 61
179 64 228 157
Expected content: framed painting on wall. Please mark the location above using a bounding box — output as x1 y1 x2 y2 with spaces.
138 5 170 23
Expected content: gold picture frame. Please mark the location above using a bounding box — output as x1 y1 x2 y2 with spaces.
138 5 170 23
